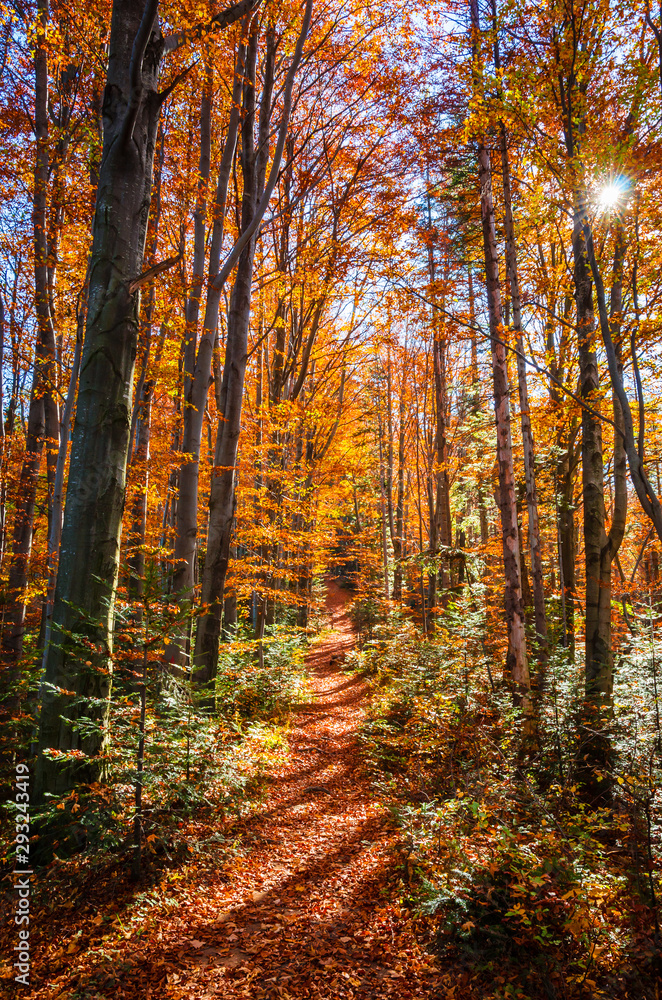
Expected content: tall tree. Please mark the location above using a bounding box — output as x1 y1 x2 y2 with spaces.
491 3 548 672
194 0 312 683
3 0 59 672
470 0 531 710
35 0 256 799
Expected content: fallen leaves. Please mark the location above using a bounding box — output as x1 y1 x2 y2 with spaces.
3 588 442 1000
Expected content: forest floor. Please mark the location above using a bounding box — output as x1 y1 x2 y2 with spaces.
13 581 448 999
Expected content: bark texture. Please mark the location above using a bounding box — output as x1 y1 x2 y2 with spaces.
171 50 245 600
35 0 164 799
497 111 547 672
477 139 530 701
194 24 262 681
574 201 627 705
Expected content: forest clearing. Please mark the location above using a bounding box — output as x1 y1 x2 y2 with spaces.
1 0 662 996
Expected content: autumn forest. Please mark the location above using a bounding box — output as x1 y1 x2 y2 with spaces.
0 0 661 996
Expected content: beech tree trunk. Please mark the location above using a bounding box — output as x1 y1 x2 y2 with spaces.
573 199 627 706
194 2 311 682
424 196 452 621
497 114 548 672
556 443 577 653
172 49 245 599
391 382 406 602
35 0 165 799
378 413 391 600
3 0 59 671
432 319 452 596
571 194 626 800
194 24 263 682
470 0 530 706
40 284 85 667
477 141 530 703
544 275 578 655
127 133 164 596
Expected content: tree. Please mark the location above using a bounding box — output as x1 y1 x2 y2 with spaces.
36 0 256 800
469 0 531 710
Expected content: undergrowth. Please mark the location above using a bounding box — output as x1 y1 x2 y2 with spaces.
0 608 311 873
349 588 662 999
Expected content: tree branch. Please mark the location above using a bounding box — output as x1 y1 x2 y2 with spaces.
211 0 313 292
164 0 260 54
581 214 662 542
128 253 182 294
400 281 626 439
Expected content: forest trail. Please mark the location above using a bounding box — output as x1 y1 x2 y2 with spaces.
32 581 443 999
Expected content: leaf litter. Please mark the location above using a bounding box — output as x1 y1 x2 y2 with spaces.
8 582 443 999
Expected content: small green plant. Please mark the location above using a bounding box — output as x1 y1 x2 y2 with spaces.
216 623 309 720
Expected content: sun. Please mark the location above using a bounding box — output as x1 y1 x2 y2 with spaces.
597 180 626 211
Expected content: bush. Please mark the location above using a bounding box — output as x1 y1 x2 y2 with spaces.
216 623 309 720
354 587 662 995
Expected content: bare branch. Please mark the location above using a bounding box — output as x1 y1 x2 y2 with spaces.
128 253 182 294
211 0 313 292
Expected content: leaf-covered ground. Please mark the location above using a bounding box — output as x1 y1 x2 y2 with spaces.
7 582 448 999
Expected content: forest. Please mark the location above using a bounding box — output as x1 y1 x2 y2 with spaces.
0 0 661 996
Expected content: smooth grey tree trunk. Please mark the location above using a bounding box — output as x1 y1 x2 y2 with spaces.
194 1 312 683
470 0 531 710
35 0 164 800
3 0 59 674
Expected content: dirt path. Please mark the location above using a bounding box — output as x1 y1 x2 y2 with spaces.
28 581 443 999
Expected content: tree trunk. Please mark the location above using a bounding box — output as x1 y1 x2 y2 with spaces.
193 26 261 683
497 116 548 673
378 414 391 600
571 193 627 797
3 0 59 671
477 143 530 703
392 384 406 601
35 1 166 799
40 281 86 669
556 444 577 654
470 0 530 706
574 201 628 706
425 194 452 618
127 132 165 597
193 2 311 683
574 198 610 701
172 50 244 599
